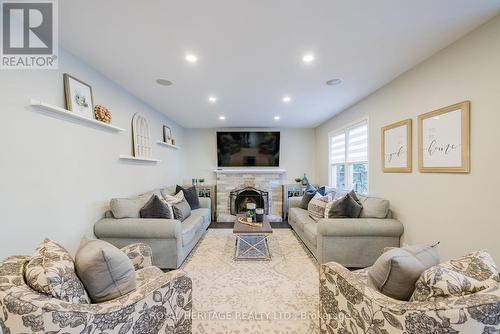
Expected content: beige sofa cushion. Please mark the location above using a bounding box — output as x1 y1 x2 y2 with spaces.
368 243 440 300
75 238 136 303
25 239 90 304
110 194 151 219
358 195 390 218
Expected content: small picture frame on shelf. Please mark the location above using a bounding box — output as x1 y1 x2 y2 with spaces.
63 73 94 119
163 125 172 144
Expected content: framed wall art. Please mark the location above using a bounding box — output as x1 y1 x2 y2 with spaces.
63 73 94 119
381 119 412 172
418 101 470 173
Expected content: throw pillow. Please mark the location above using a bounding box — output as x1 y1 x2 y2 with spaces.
328 192 363 218
25 239 90 304
110 194 150 219
300 184 317 209
176 185 200 210
307 193 331 221
172 198 192 221
140 195 172 219
410 250 499 302
75 238 136 303
357 195 390 219
318 185 336 197
367 242 440 300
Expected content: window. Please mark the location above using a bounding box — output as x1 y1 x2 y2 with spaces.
329 120 368 194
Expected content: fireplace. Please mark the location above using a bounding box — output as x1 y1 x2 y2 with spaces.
230 187 269 215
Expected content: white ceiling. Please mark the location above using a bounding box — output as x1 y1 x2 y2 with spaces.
59 1 500 128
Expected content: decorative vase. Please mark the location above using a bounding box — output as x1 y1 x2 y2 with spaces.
301 173 309 186
256 208 264 222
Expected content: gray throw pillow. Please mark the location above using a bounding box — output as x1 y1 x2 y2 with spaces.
75 238 136 303
110 195 150 219
357 195 390 218
328 192 362 218
300 184 317 209
172 199 191 221
368 243 440 300
176 185 200 210
140 195 172 219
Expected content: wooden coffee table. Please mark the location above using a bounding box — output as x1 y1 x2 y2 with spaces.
233 214 272 261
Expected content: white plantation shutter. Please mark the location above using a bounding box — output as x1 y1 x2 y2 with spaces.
347 121 368 163
329 132 346 164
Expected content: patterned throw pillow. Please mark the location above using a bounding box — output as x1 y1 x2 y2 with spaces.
25 239 90 304
307 193 332 221
410 250 499 302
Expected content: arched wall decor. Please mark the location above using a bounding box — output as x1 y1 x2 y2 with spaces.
131 113 152 158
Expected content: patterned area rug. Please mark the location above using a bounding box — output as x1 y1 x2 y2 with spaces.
180 229 319 333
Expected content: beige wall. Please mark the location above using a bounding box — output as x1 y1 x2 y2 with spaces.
0 49 184 259
182 128 316 185
315 15 500 262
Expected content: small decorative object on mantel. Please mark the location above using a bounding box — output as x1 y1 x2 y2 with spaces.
382 119 412 173
198 178 205 185
131 113 152 158
418 101 470 173
163 125 173 144
294 177 303 184
64 73 94 119
171 138 176 145
93 105 112 124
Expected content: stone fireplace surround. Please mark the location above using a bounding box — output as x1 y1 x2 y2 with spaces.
215 169 285 222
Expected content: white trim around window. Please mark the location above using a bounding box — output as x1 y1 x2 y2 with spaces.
328 118 369 194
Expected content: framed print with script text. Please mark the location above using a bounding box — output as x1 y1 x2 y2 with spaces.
418 101 470 173
382 119 412 172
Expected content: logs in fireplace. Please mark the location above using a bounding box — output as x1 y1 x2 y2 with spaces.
230 186 269 215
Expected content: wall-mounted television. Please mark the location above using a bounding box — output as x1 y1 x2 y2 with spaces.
217 131 280 167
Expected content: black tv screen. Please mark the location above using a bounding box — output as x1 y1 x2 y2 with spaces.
217 132 280 167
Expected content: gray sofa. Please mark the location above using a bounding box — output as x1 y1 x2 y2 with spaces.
94 186 210 269
288 194 403 268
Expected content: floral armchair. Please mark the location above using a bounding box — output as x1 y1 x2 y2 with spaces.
0 243 192 334
320 262 500 333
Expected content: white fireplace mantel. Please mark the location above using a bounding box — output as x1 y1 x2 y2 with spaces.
214 168 287 174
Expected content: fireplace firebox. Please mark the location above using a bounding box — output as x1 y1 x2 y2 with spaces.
230 187 269 215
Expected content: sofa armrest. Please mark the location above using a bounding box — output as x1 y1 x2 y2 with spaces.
317 218 403 237
288 197 303 209
2 270 192 333
198 197 211 210
319 262 500 333
120 243 153 270
94 218 181 239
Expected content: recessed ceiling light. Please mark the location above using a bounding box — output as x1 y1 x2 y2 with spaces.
282 96 291 103
274 116 281 121
302 54 315 63
156 79 173 86
185 54 198 63
208 96 217 103
326 78 342 86
219 115 226 120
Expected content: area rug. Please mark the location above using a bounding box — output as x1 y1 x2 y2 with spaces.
180 229 319 333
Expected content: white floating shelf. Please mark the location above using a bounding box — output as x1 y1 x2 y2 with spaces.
30 99 125 132
156 141 180 149
119 155 161 163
